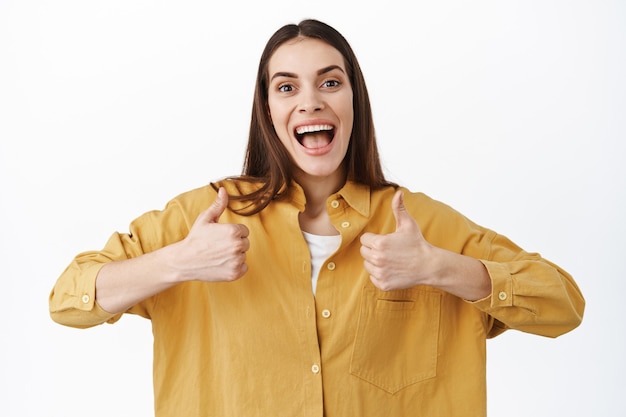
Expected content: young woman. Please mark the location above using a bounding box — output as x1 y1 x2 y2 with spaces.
50 19 585 417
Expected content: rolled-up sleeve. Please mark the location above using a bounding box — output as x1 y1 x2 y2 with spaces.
48 231 141 328
49 249 121 328
49 191 205 328
409 191 586 340
469 232 585 338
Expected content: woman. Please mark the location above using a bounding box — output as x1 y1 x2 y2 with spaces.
49 19 585 417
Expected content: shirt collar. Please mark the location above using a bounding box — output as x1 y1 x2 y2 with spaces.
287 180 371 218
336 180 370 217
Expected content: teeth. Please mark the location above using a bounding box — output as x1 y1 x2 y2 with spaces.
295 124 334 135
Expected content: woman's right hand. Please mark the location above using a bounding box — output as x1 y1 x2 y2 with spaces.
170 187 250 283
95 187 249 314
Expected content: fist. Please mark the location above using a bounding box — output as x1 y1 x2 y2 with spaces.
177 187 250 282
360 190 433 291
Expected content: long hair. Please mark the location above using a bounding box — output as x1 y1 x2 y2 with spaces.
224 19 395 215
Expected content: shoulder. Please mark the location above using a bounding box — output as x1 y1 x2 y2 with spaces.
370 185 456 217
168 182 218 213
172 177 275 222
373 185 491 247
170 177 261 208
401 188 459 218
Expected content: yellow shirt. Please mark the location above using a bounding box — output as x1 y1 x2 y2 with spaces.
49 180 585 417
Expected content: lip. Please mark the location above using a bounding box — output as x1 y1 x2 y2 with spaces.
293 119 336 133
292 119 337 156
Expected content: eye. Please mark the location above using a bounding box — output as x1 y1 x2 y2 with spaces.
278 83 295 93
321 79 341 88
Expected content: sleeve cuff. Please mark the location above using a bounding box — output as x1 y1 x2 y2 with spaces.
49 262 120 327
469 260 513 310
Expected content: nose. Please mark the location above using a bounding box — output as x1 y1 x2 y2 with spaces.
298 87 324 113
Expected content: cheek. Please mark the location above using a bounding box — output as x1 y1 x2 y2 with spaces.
338 94 354 131
267 101 287 128
268 109 291 145
341 107 354 136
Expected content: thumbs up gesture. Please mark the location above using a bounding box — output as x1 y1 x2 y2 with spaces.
174 187 250 283
360 190 435 291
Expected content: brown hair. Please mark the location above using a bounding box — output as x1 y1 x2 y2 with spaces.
223 19 395 215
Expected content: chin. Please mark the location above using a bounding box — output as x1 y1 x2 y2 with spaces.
295 163 346 181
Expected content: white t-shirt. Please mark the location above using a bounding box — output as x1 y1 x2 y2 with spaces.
302 231 341 295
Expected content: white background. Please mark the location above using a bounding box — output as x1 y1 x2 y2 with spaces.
1 1 624 416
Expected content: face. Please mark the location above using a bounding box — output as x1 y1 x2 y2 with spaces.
267 37 354 184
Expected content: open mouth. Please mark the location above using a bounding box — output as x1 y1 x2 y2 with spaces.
294 124 335 149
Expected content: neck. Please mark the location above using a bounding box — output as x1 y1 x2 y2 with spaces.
295 170 346 236
297 171 345 211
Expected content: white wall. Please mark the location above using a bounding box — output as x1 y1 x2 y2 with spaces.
1 1 624 416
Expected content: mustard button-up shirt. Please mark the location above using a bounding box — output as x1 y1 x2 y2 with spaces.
49 180 585 417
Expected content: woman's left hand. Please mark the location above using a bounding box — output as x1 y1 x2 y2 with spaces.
360 190 492 300
360 190 437 291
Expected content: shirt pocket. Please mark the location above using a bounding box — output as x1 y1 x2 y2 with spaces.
350 287 441 394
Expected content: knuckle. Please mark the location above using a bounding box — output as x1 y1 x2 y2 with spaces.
232 240 245 252
224 269 241 282
223 259 247 282
226 226 241 239
377 239 391 251
369 253 385 266
370 276 387 291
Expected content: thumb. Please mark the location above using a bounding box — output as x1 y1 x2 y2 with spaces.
391 190 413 232
204 187 229 223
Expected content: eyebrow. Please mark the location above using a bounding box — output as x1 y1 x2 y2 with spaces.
270 65 345 82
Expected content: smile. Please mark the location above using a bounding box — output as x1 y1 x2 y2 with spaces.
294 124 335 149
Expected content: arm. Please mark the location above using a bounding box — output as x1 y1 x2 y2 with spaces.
469 236 584 338
95 188 249 314
360 190 585 338
50 187 249 326
361 190 491 300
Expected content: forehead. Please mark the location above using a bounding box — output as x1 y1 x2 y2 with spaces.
268 37 346 75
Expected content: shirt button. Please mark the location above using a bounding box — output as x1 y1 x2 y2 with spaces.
341 221 350 228
330 200 340 209
81 294 90 304
498 291 508 301
327 262 336 271
311 364 320 374
321 309 331 318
